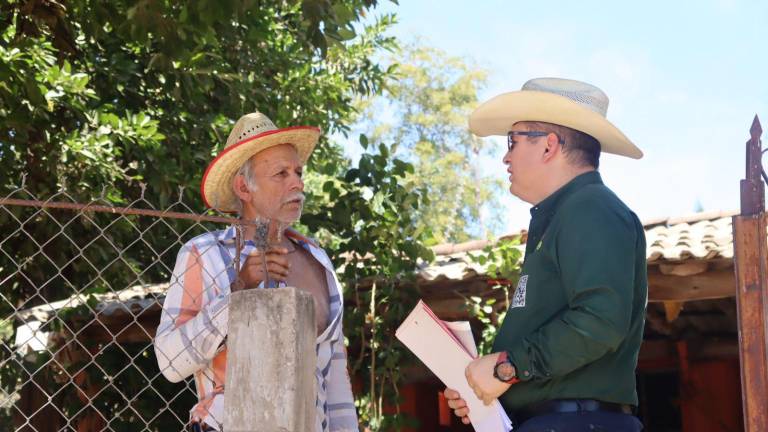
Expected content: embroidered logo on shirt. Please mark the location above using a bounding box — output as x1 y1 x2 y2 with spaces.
511 275 528 308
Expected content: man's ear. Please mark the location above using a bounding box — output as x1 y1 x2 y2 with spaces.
542 133 561 161
232 174 251 201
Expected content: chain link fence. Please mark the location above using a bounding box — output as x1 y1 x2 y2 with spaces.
0 184 243 432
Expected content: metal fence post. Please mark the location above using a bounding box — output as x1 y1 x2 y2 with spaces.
733 115 768 432
224 287 316 432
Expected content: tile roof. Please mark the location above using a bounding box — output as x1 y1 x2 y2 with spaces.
645 211 737 263
16 283 168 323
420 210 740 284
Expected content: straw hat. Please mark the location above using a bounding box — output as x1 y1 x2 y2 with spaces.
469 77 642 159
201 112 320 212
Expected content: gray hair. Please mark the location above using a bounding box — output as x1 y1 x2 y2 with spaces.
232 156 258 215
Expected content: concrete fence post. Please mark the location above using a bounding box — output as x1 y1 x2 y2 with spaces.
224 287 316 432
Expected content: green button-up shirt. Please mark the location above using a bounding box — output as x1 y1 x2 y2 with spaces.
492 171 647 413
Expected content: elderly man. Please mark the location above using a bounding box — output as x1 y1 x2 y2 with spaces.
445 78 647 431
154 112 358 432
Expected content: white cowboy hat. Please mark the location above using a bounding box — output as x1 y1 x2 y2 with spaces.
201 112 320 212
469 77 642 159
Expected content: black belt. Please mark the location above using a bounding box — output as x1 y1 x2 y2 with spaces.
515 399 635 425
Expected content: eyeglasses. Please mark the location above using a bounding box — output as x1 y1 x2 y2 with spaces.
507 131 565 152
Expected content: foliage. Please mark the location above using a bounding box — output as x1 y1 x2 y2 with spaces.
303 136 433 429
0 1 436 431
466 237 523 355
356 44 505 245
0 0 400 307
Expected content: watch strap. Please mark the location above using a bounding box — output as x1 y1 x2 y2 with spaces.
493 351 520 385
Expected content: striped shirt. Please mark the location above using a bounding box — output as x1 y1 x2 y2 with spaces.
154 226 359 431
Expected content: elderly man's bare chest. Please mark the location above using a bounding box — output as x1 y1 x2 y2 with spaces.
285 246 331 335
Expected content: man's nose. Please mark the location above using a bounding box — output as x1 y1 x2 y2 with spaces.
290 172 304 191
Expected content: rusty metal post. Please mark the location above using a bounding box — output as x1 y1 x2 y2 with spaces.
732 115 768 431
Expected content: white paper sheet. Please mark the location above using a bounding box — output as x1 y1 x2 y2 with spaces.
396 301 512 432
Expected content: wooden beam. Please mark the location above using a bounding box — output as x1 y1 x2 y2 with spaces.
658 261 709 276
648 268 736 302
733 115 768 432
422 267 738 316
733 212 768 431
419 265 738 306
431 239 492 256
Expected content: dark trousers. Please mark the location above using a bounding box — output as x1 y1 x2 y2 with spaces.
516 411 643 432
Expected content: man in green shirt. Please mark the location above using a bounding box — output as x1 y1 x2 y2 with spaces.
445 78 647 431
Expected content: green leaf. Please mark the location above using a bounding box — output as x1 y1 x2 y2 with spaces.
337 27 356 41
344 168 359 182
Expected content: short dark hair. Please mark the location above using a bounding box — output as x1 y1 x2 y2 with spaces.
522 121 601 169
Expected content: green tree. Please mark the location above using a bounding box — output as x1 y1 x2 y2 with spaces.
357 44 505 245
0 0 398 206
0 1 432 430
303 136 433 430
467 238 524 355
0 0 400 314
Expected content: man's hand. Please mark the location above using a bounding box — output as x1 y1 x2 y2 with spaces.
444 388 470 425
465 352 513 405
232 248 290 291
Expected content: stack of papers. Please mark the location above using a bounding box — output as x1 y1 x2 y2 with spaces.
396 300 512 432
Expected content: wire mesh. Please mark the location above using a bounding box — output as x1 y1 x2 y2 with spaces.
0 184 239 432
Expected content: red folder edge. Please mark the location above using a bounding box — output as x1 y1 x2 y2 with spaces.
416 300 477 359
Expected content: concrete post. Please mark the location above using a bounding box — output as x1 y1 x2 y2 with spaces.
224 287 316 432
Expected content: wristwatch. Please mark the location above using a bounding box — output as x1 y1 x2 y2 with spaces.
493 351 519 384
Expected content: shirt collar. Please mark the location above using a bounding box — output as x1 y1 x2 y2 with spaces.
530 171 603 217
217 225 238 244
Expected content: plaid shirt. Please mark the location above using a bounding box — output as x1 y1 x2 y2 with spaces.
154 226 358 431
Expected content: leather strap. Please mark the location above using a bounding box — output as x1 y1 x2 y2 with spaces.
515 398 635 425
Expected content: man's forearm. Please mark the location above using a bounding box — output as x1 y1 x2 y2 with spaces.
155 294 229 382
506 295 629 381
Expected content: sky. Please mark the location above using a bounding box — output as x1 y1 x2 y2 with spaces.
346 0 768 235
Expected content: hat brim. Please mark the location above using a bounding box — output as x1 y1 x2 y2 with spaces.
201 126 320 212
469 91 642 159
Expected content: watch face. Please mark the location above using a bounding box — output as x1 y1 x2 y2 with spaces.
496 362 515 381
